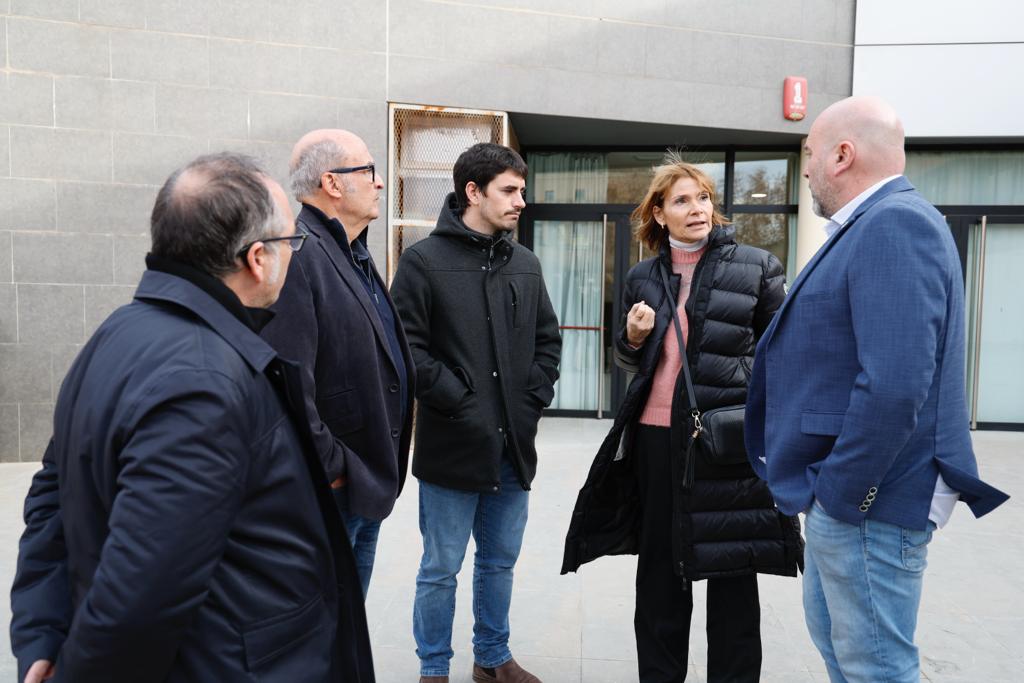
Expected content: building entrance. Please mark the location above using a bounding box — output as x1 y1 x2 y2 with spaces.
949 214 1024 429
520 206 638 417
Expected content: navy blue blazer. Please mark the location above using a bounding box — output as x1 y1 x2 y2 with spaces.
262 206 415 521
745 177 1009 529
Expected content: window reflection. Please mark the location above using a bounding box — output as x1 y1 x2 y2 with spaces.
733 152 799 205
527 151 726 206
730 213 792 269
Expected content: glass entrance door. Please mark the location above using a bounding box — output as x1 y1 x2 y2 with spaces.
960 216 1024 429
524 207 634 416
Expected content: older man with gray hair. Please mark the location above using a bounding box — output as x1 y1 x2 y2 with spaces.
261 129 414 599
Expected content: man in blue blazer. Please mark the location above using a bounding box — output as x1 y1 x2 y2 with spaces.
745 96 1008 682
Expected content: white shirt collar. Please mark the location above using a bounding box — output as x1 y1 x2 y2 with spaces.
823 174 903 237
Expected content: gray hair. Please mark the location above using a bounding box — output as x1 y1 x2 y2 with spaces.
290 138 347 200
150 152 282 277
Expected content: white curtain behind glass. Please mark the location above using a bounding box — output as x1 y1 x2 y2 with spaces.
905 151 1024 205
528 152 609 204
536 220 604 410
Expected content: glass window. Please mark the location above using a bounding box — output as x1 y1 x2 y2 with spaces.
733 152 799 205
526 151 726 206
729 213 794 271
906 151 1024 205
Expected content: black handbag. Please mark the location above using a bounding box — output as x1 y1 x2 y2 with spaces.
657 264 749 490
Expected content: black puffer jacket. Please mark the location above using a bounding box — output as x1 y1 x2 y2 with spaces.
562 226 802 581
391 193 562 493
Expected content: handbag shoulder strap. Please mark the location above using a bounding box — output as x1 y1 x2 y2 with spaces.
657 262 702 430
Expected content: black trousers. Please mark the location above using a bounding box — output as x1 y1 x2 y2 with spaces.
633 424 762 683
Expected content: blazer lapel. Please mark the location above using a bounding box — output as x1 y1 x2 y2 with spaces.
304 217 400 373
762 176 915 344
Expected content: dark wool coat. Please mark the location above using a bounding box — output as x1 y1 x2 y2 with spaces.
390 192 562 493
10 269 373 683
562 226 803 581
262 205 415 521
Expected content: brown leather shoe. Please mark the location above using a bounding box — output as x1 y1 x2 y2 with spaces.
419 677 448 683
472 658 541 683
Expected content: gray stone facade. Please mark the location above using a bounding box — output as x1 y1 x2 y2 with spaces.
0 0 853 461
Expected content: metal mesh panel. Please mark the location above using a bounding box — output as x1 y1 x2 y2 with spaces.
389 105 506 278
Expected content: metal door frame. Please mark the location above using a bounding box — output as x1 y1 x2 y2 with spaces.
945 211 1024 431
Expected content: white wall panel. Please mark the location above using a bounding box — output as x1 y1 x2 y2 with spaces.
853 43 1024 137
856 0 1024 44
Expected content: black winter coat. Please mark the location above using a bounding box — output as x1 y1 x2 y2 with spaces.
562 226 803 581
390 193 562 492
10 268 373 682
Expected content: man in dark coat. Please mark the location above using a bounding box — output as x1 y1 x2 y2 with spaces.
261 129 415 599
9 153 374 683
390 143 561 683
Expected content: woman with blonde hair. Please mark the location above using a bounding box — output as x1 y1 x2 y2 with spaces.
562 156 802 682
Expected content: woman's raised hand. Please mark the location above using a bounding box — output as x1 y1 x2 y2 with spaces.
626 300 656 347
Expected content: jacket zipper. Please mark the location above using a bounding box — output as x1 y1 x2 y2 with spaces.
483 242 531 491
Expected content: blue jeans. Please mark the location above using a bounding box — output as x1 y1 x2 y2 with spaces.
333 488 382 600
803 502 934 683
413 458 529 677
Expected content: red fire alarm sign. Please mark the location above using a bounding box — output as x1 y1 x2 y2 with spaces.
783 77 808 121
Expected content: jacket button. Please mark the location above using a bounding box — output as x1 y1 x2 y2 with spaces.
480 266 486 270
492 485 499 491
498 427 503 432
868 486 878 494
492 371 498 377
859 504 870 512
389 383 398 393
391 428 399 438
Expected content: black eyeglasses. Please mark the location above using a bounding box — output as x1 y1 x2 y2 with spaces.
236 226 309 259
327 163 376 180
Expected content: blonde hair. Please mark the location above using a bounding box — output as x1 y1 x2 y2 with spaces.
631 152 729 251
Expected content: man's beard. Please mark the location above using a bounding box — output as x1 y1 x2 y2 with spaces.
810 183 836 219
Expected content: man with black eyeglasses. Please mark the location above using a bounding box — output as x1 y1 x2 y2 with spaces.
261 129 415 600
10 153 373 682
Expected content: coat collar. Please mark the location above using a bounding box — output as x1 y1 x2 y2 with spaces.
133 269 278 372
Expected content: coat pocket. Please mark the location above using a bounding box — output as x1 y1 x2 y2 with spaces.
242 593 329 672
800 411 845 436
509 281 521 328
320 386 364 435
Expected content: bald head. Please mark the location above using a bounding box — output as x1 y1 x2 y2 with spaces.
804 96 906 218
289 128 369 201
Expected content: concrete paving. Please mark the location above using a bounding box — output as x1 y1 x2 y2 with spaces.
1 418 1021 682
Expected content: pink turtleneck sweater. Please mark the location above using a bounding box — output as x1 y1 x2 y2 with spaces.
639 244 707 427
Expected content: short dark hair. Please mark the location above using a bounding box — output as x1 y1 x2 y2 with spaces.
452 143 527 209
151 153 281 277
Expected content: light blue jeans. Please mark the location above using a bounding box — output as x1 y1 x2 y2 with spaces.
333 488 382 600
413 458 529 677
803 501 934 683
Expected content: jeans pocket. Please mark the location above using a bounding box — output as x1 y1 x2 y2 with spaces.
901 526 933 572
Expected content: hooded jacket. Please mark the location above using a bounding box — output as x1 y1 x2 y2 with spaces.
390 192 561 492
